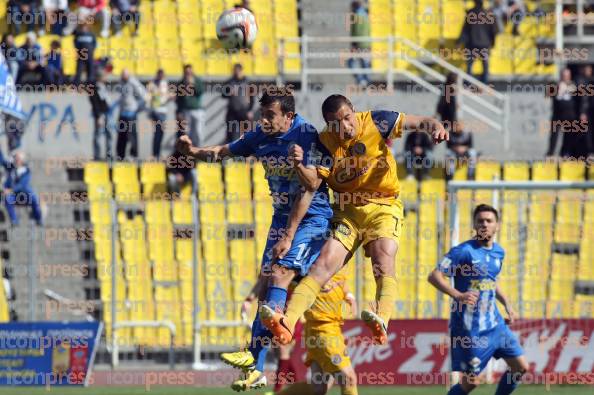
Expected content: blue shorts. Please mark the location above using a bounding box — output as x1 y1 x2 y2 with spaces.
261 214 330 277
450 324 523 375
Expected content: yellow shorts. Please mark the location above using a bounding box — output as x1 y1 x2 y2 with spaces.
330 199 404 255
304 322 351 374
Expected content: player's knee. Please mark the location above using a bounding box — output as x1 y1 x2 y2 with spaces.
270 264 294 285
312 383 328 395
311 256 338 282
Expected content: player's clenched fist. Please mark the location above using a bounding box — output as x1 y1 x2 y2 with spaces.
455 290 479 306
431 122 449 144
176 134 194 155
288 144 304 166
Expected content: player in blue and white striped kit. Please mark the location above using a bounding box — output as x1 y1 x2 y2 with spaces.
428 204 529 395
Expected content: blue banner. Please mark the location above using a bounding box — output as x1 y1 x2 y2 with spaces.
0 53 25 120
0 321 102 386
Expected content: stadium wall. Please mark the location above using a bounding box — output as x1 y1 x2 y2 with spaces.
14 89 550 161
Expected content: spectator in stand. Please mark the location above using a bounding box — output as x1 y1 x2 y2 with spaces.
8 1 42 34
436 72 458 133
176 64 205 147
404 130 433 181
64 0 110 38
16 32 44 86
546 67 582 157
0 150 43 226
74 23 96 83
221 63 255 142
111 0 141 37
42 0 68 35
166 149 193 194
89 70 112 160
147 69 172 159
1 34 20 81
459 0 497 83
445 121 477 180
579 65 594 156
492 0 525 36
4 115 25 151
116 68 146 160
347 1 371 87
44 39 63 84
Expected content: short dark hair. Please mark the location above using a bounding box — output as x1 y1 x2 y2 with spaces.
473 204 499 221
321 94 353 121
259 90 295 114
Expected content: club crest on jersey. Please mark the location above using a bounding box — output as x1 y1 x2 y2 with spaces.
351 142 366 155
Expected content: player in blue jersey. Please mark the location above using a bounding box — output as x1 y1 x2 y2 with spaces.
428 204 529 395
176 90 333 391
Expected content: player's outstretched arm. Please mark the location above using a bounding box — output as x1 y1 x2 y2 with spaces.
404 114 449 144
427 269 478 306
175 134 232 162
287 144 323 192
495 284 516 324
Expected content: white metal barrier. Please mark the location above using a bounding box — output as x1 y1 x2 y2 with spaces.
278 35 510 150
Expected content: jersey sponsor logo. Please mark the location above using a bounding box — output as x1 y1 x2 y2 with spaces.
469 279 496 291
351 142 366 155
334 165 370 183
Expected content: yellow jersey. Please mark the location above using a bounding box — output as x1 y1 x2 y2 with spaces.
317 110 405 206
304 272 349 324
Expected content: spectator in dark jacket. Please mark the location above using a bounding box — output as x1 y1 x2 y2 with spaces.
111 0 141 36
445 122 477 180
74 23 96 83
8 1 42 34
459 0 498 83
89 70 112 160
0 151 42 226
404 131 433 181
222 63 255 142
176 64 205 146
44 39 63 84
436 72 458 133
16 32 44 86
546 67 587 158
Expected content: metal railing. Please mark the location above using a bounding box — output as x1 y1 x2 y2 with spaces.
278 35 510 149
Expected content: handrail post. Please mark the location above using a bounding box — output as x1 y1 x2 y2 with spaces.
301 34 308 93
191 168 202 369
110 197 118 369
387 36 394 90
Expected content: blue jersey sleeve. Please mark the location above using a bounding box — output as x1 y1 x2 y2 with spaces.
228 130 259 157
371 110 405 139
437 245 468 277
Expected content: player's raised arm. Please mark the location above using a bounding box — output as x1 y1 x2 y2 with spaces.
287 144 323 192
404 114 449 144
176 134 232 162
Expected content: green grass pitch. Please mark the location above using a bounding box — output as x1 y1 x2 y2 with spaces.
0 385 590 394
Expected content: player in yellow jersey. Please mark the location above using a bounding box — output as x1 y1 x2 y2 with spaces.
261 94 448 345
276 270 358 395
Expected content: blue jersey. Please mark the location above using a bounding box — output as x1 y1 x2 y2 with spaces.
438 239 505 334
228 114 333 219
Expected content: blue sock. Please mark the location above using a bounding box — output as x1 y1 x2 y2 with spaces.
247 312 272 372
265 286 288 312
495 371 521 395
247 287 288 372
447 383 467 395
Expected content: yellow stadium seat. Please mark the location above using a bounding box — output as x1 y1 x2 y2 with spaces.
140 162 167 199
145 200 172 225
225 161 254 224
112 163 141 204
84 161 110 185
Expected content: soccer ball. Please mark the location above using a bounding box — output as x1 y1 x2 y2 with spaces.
216 7 258 49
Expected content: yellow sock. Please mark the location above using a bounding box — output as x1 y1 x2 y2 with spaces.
285 276 322 329
375 275 397 324
276 382 316 395
342 384 358 395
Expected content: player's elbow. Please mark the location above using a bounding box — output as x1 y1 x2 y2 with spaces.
427 269 440 286
303 178 321 192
